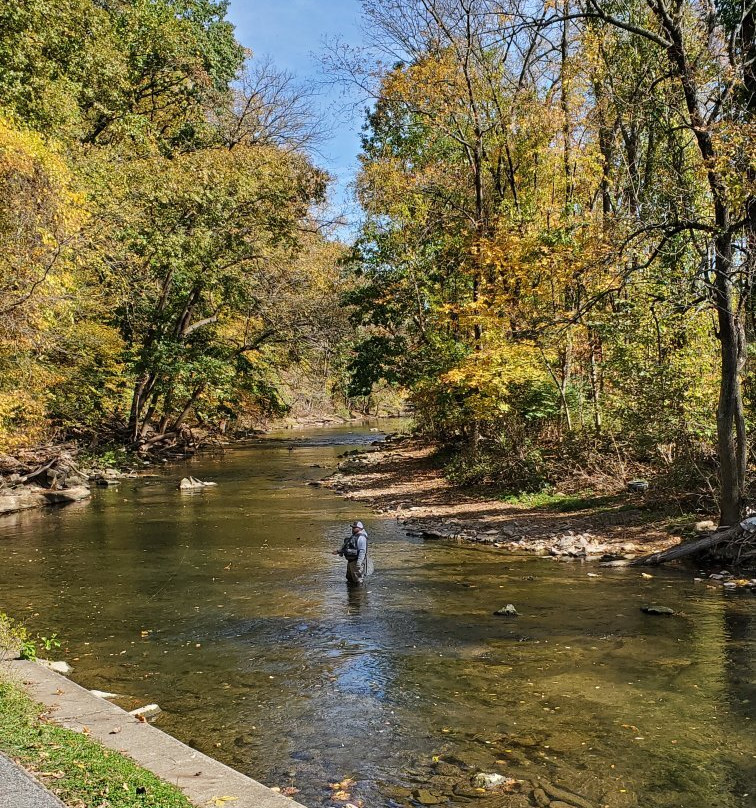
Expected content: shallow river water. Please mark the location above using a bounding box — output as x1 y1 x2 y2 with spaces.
1 423 754 808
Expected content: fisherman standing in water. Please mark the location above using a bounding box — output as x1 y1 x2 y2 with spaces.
333 520 372 584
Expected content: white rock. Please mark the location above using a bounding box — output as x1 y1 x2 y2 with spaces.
178 476 218 491
471 772 509 789
129 703 162 719
90 689 121 699
38 659 72 674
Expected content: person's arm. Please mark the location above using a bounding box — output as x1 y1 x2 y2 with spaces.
356 535 367 569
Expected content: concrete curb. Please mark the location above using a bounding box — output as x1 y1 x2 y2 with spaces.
1 659 307 808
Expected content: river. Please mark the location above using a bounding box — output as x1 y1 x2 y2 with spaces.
0 422 754 807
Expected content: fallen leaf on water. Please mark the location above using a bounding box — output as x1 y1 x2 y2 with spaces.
332 790 352 801
208 798 238 807
330 778 356 790
280 786 300 797
641 573 653 579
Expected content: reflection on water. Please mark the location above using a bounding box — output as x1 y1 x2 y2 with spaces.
0 421 754 808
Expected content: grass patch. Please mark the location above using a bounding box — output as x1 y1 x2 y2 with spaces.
499 489 636 513
0 676 193 808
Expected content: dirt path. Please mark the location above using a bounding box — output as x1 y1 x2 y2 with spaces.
325 439 681 560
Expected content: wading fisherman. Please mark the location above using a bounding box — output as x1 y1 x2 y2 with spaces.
333 520 372 584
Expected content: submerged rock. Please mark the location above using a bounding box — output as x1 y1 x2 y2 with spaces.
640 606 675 616
532 787 549 807
412 788 444 804
536 779 595 808
494 604 519 617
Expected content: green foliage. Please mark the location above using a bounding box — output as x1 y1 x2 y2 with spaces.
0 614 62 661
0 613 31 658
446 443 549 492
0 0 350 452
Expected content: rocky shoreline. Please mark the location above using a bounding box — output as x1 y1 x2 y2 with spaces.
0 453 141 517
324 438 686 562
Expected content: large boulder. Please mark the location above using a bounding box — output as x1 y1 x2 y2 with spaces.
43 486 91 505
0 487 47 515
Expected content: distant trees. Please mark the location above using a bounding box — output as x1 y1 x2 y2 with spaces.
348 0 754 523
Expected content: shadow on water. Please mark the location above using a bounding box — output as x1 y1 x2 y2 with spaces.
0 420 754 808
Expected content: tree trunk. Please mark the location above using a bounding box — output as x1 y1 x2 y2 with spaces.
714 224 747 525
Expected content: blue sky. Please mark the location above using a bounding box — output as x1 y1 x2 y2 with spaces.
226 0 368 228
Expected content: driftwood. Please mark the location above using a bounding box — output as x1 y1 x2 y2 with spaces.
629 525 740 565
17 457 59 484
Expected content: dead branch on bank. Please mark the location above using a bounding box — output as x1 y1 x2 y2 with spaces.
628 524 743 566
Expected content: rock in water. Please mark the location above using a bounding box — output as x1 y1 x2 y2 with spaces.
38 659 72 674
42 486 91 504
129 704 161 720
641 606 675 616
178 477 218 491
90 689 121 699
412 789 443 805
471 773 507 790
494 604 519 617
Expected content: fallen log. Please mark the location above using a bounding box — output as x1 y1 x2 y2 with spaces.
629 525 740 566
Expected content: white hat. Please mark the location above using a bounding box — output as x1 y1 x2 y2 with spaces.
351 521 364 529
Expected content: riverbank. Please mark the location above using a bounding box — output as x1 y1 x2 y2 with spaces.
0 659 307 808
0 670 193 808
325 438 697 561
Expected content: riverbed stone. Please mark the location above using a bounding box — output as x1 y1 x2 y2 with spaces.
453 785 487 799
536 780 594 808
532 787 549 807
433 762 463 777
543 731 585 754
43 486 91 504
427 775 459 794
493 605 518 617
477 796 531 808
412 788 444 804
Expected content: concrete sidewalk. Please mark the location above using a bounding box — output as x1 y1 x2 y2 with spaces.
0 752 67 808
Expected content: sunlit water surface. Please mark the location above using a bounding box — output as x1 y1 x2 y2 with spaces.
0 422 754 808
